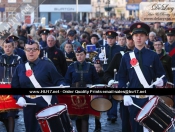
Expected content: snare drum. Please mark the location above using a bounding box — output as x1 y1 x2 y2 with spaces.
36 104 73 132
135 96 175 132
111 82 123 101
90 84 112 112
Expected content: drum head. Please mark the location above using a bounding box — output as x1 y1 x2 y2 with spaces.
91 98 112 112
36 105 66 118
136 97 158 121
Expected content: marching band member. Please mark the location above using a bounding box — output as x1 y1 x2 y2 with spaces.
153 39 173 83
99 31 124 123
104 29 134 132
93 59 105 132
65 46 99 132
164 28 175 86
11 40 66 132
118 22 167 132
40 35 67 76
39 29 50 48
102 31 124 71
0 36 22 132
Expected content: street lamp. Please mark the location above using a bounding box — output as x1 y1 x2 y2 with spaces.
104 0 112 25
97 0 101 17
76 0 78 21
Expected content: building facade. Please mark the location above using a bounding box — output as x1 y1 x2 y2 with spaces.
0 0 38 24
38 0 92 25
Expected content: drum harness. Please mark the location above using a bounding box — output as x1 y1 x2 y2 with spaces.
25 62 52 105
73 61 90 85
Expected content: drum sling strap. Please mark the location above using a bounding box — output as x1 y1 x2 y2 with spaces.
25 62 52 105
129 52 150 88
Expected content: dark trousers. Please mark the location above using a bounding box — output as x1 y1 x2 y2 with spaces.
23 96 58 132
127 97 148 132
107 98 118 119
120 102 132 132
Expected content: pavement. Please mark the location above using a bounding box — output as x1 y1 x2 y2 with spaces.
0 107 122 132
0 106 174 132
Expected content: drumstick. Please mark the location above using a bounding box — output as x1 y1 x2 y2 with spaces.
114 69 117 82
148 75 165 88
25 103 36 105
132 103 144 110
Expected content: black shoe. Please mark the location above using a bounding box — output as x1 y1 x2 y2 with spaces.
93 128 101 132
111 117 116 123
107 117 111 121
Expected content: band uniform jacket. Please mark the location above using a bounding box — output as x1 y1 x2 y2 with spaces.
158 49 173 82
103 44 125 71
39 40 47 48
65 61 100 85
40 45 67 76
118 47 167 88
103 48 132 83
0 54 22 81
11 58 64 132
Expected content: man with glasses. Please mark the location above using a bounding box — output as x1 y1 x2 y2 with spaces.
153 39 173 83
12 40 66 132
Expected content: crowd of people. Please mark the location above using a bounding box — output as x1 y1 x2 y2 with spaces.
0 14 175 132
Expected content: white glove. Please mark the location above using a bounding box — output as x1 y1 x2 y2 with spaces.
124 95 133 106
143 127 149 132
154 78 163 87
16 97 26 107
108 80 115 86
149 95 154 100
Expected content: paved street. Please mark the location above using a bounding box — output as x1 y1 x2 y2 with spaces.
0 108 122 132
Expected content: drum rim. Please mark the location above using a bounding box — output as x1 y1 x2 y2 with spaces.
35 103 67 119
135 96 159 122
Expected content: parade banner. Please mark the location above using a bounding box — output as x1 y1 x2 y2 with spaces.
0 88 174 95
57 95 100 117
0 84 21 113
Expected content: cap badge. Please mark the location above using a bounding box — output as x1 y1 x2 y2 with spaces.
169 30 171 33
109 32 111 35
137 25 141 28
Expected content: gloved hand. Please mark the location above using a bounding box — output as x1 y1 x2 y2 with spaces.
108 80 115 86
16 97 26 107
154 78 163 87
143 127 149 132
59 84 64 88
149 95 154 100
124 95 133 106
